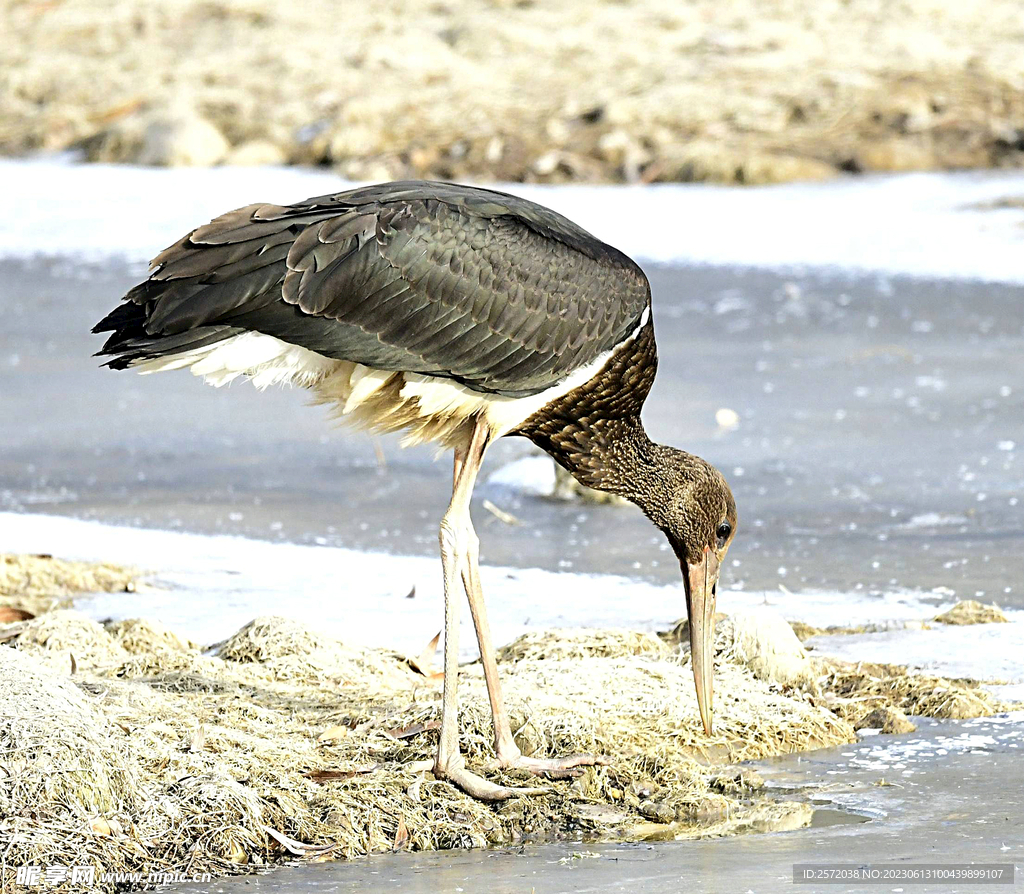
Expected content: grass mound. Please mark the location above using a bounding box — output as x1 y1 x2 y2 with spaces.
933 599 1009 626
818 659 1005 721
0 611 854 889
0 602 1010 890
0 553 138 618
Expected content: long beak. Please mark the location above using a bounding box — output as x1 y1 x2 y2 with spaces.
683 547 720 735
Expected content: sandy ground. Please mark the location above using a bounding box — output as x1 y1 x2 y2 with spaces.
3 0 1024 183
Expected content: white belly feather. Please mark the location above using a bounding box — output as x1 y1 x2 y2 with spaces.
132 308 648 449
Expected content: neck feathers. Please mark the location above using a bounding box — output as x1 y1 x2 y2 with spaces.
531 414 686 522
517 314 660 490
535 414 655 494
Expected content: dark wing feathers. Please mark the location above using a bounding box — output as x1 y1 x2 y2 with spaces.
95 180 650 396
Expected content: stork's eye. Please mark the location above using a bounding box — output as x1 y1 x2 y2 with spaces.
716 521 732 545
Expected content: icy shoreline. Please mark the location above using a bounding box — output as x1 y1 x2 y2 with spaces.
2 512 1021 691
3 159 1024 282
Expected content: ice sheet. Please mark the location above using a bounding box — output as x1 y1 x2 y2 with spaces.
0 512 950 659
3 159 1024 282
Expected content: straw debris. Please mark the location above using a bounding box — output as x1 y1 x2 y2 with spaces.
0 603 1011 890
933 600 1009 626
0 552 138 616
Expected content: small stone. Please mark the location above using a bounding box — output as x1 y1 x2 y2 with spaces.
533 150 561 176
575 803 628 825
138 113 230 167
226 139 286 166
739 152 837 184
855 706 916 735
639 800 675 824
709 767 765 794
327 124 382 161
854 139 936 173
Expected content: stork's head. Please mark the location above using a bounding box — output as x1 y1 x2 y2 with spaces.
643 451 737 735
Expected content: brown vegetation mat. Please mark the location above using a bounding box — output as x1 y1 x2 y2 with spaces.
0 553 138 619
3 0 1024 184
818 659 1005 722
933 599 1009 626
789 600 1012 641
0 608 1010 890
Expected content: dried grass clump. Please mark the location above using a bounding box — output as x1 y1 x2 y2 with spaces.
0 612 860 889
819 659 1006 721
15 610 130 671
108 617 197 655
0 647 146 877
933 600 1009 626
106 617 202 677
218 615 328 662
496 628 670 662
217 615 415 689
0 647 139 812
0 553 138 615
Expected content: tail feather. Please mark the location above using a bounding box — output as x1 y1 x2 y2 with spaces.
93 295 242 370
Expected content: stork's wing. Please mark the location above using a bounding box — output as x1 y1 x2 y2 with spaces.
95 181 650 396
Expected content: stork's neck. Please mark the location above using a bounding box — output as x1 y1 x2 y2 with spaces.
515 316 673 511
558 414 657 493
528 413 672 508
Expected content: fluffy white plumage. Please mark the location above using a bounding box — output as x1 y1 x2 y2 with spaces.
131 307 649 448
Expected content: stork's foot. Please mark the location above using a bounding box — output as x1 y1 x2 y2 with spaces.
433 755 549 801
493 749 609 778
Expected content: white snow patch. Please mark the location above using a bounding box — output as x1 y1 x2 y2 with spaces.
899 512 969 529
719 607 816 688
0 512 951 661
2 159 1024 282
487 456 557 496
807 615 1024 690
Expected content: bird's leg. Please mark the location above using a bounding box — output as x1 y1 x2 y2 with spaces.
433 420 545 801
462 528 609 778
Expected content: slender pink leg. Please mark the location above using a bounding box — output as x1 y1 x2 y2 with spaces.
432 420 545 800
462 519 608 777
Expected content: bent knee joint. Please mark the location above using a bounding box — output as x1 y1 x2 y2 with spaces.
439 513 470 554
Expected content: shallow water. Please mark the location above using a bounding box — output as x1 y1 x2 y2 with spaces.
1 258 1021 606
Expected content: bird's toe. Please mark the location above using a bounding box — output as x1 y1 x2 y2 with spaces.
433 756 549 801
493 752 609 778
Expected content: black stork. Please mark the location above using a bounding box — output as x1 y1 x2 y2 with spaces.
94 181 737 800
